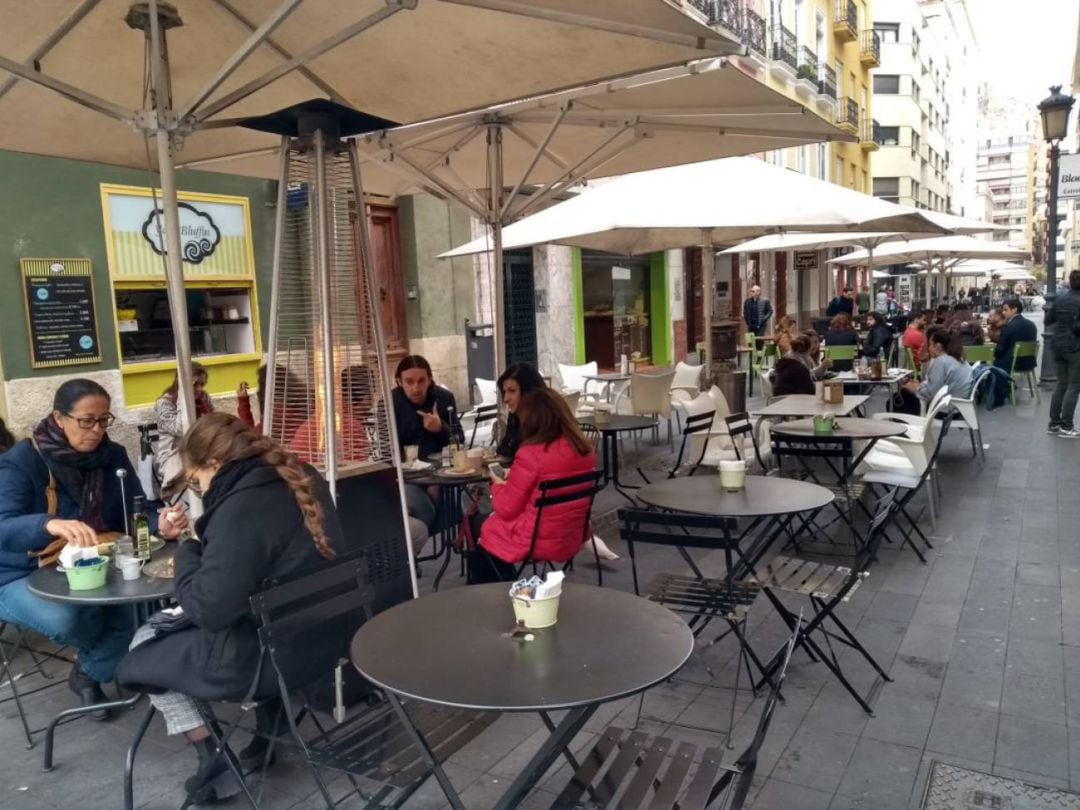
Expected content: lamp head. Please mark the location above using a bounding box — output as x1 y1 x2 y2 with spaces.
116 468 127 479
1038 85 1075 143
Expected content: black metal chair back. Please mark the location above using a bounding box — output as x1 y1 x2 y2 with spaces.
468 404 500 449
637 408 715 484
517 469 606 582
618 508 744 594
724 412 766 470
771 435 852 483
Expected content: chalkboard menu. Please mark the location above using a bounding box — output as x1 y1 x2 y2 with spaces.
21 258 102 369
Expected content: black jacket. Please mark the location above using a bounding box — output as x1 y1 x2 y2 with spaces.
994 314 1038 371
1046 289 1080 355
824 328 860 371
117 459 344 701
392 385 464 459
742 297 773 331
862 325 894 360
770 358 815 397
826 296 854 318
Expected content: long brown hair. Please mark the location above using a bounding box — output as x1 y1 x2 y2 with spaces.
518 388 591 456
180 412 334 559
162 362 208 401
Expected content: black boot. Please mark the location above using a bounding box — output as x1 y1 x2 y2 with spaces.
67 662 110 721
237 701 281 772
184 737 243 804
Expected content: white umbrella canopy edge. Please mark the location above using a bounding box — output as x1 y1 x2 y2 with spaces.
827 236 1031 268
0 0 740 424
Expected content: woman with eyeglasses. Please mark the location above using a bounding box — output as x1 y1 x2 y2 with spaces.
0 379 188 717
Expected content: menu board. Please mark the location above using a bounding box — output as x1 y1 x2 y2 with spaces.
21 258 102 369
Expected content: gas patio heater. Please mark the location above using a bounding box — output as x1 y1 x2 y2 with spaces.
240 100 419 588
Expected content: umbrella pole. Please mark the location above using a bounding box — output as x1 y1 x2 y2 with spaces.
262 137 291 435
701 232 712 369
312 129 338 502
347 141 420 600
148 1 195 430
487 125 506 374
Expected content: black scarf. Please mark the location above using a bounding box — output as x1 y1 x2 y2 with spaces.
31 416 111 532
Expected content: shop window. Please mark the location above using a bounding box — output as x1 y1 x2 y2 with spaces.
115 286 255 364
581 252 652 369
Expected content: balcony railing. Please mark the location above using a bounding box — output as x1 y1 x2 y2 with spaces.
744 8 766 56
714 0 744 36
860 115 880 149
771 24 797 71
859 29 881 65
837 97 859 130
833 0 857 40
798 46 819 82
818 62 838 99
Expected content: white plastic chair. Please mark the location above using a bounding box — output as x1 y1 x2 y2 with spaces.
474 378 498 406
557 361 600 413
616 370 676 447
951 366 993 462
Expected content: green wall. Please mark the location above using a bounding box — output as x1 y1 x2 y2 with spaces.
649 252 672 366
0 150 277 381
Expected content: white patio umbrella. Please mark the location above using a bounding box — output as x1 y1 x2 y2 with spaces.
0 0 736 425
830 236 1030 306
442 156 951 363
349 56 850 371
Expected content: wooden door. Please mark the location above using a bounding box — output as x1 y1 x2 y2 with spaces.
361 203 408 360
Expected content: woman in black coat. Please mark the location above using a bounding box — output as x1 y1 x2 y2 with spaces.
117 413 344 803
824 313 860 371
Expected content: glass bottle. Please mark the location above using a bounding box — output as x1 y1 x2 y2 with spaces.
132 495 152 560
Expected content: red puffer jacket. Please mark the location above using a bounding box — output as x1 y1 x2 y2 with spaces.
480 437 597 565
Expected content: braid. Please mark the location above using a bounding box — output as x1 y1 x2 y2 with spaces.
253 437 335 560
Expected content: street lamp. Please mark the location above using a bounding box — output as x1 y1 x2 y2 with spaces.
1037 85 1075 384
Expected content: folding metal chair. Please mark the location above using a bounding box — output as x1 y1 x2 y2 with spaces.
465 403 499 449
517 469 606 585
551 619 800 810
1009 340 1040 404
0 622 72 748
637 408 716 483
724 412 770 472
752 491 899 714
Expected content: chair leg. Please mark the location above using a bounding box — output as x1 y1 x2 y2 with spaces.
0 636 34 749
968 426 978 458
976 428 985 463
927 483 937 527
124 703 156 810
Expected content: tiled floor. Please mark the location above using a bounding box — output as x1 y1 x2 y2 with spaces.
2 344 1078 809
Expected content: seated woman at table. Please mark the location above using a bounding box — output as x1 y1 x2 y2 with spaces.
861 311 894 361
117 412 343 803
392 355 464 531
153 362 218 496
237 363 312 446
901 327 973 407
774 315 799 355
824 313 860 371
470 388 597 584
786 333 829 380
0 379 188 717
494 362 547 460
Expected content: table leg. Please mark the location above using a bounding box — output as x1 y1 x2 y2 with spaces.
384 692 467 810
432 487 459 592
607 434 640 504
492 705 596 810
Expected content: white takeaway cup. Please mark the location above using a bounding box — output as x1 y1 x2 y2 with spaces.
718 459 747 492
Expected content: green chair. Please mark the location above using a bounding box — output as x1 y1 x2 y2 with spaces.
963 344 994 365
903 347 920 382
823 345 858 365
1009 341 1040 404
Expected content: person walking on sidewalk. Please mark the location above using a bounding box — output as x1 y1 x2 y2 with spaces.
742 285 773 337
1046 270 1080 437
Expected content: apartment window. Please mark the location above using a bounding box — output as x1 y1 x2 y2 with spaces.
873 74 900 94
834 157 844 185
988 155 1010 166
877 125 900 145
818 143 827 180
873 179 899 201
873 22 899 43
851 162 858 190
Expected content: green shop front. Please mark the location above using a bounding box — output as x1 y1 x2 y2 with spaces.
572 249 672 369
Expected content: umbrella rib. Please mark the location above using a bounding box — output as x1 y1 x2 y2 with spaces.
0 0 101 103
175 146 280 170
193 2 405 123
209 0 351 106
437 0 743 54
502 122 571 170
178 0 305 121
501 105 571 220
381 150 489 219
0 52 134 123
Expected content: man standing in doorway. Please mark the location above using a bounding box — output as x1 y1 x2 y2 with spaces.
826 287 854 318
743 285 773 337
1046 270 1080 437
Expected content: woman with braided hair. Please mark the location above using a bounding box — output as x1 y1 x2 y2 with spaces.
117 412 343 803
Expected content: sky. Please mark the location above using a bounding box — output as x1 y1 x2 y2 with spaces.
969 0 1078 99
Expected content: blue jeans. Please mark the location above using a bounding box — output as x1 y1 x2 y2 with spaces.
0 576 134 682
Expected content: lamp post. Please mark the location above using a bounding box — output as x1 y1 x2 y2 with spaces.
1038 85 1075 384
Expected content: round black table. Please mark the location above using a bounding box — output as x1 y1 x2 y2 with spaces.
351 582 693 809
577 414 658 500
771 417 907 485
27 543 177 772
405 467 487 590
637 474 833 517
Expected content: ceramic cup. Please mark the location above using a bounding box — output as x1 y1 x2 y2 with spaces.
118 554 145 581
466 448 486 471
404 445 419 465
718 459 747 492
452 448 469 472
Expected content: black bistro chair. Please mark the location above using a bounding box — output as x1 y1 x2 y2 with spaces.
516 469 606 585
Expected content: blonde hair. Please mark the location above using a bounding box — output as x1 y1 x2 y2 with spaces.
180 412 334 559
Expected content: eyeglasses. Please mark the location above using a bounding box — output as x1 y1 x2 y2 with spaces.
64 413 116 430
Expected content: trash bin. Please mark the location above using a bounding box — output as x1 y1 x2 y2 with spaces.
709 363 746 414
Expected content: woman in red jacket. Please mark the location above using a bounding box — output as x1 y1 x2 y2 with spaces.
471 387 596 584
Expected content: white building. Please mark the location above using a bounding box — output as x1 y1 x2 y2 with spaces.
869 0 977 216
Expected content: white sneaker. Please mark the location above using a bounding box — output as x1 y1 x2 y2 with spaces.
1058 428 1080 439
590 535 621 561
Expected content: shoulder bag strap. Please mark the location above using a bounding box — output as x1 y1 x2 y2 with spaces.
28 437 58 517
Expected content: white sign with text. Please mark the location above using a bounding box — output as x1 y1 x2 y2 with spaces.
1058 152 1080 199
